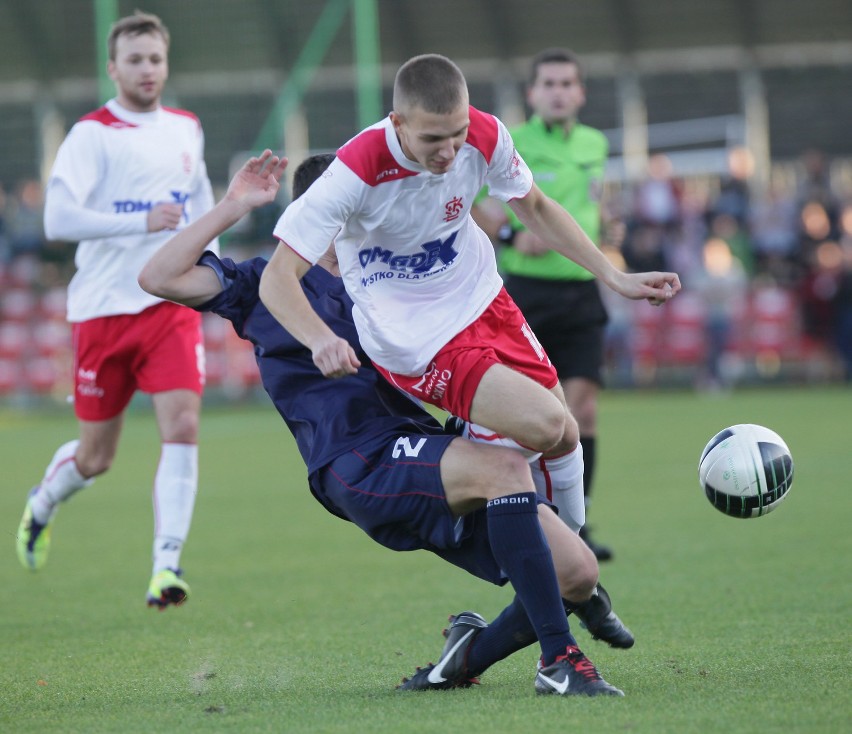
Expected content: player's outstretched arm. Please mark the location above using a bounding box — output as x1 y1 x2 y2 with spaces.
140 150 288 307
259 244 361 378
509 185 681 305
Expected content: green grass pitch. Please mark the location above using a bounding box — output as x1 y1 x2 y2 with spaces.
1 386 850 733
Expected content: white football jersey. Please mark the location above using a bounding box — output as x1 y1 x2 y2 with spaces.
273 106 533 375
46 99 218 322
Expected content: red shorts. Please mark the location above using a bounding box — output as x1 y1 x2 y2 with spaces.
72 302 204 421
375 288 558 420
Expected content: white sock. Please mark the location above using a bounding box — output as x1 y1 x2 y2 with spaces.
462 421 543 461
531 444 586 534
30 440 92 524
152 443 198 574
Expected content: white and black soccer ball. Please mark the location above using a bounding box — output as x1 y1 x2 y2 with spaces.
698 424 794 518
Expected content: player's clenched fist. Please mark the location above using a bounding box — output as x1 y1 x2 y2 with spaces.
147 202 185 232
312 335 361 378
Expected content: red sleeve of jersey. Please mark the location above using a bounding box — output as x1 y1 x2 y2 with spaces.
465 106 499 164
337 128 417 186
162 106 202 130
79 107 138 128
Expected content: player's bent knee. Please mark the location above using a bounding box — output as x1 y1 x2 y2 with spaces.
484 448 535 498
558 558 598 601
525 406 567 452
75 454 113 478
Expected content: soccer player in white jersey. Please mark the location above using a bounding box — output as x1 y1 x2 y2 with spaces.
259 54 681 693
15 11 218 609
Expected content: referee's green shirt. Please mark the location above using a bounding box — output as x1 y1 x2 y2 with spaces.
501 116 608 281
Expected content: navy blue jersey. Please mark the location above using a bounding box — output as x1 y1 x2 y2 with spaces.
195 253 445 477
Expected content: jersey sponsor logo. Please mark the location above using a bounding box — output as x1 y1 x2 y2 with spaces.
443 196 464 222
112 190 191 220
392 436 427 458
376 167 400 182
410 362 451 403
358 231 459 286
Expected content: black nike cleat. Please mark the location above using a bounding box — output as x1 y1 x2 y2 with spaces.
397 611 487 690
535 645 624 696
567 583 635 649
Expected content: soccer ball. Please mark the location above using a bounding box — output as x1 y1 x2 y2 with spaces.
697 424 794 518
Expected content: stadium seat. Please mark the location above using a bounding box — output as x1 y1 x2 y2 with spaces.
664 293 707 365
0 322 28 359
1 288 37 323
0 358 21 394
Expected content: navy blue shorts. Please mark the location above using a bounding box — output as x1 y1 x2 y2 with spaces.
312 432 552 586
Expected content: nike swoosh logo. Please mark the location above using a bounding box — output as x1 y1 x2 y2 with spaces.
427 629 475 684
537 671 570 695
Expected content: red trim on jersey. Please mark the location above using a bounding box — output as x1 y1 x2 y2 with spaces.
337 128 418 186
465 106 499 164
277 238 314 265
162 106 202 129
79 107 138 128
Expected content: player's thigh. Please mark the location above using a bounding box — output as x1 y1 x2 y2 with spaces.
440 438 535 516
318 433 459 551
470 363 567 451
136 303 205 397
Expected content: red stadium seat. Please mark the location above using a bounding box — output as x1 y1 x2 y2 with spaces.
1 288 37 323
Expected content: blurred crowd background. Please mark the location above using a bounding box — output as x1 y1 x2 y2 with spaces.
1 0 851 403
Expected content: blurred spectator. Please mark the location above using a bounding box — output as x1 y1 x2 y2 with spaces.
833 238 852 381
707 211 755 277
691 237 748 390
711 147 753 227
799 240 843 346
0 182 9 263
796 148 840 232
749 176 799 284
621 222 670 273
634 153 682 230
6 179 46 261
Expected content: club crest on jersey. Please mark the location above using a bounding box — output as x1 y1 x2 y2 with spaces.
443 196 463 222
358 231 459 286
506 149 522 179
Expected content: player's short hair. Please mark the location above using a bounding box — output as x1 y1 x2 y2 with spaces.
393 54 468 115
107 11 170 61
528 47 584 86
292 153 336 201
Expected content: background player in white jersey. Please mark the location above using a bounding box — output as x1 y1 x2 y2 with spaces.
259 54 680 683
15 11 218 609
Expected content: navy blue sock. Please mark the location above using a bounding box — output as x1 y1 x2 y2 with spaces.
485 492 571 666
465 595 536 676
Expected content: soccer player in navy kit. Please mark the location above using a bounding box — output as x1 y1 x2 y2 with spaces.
139 151 633 697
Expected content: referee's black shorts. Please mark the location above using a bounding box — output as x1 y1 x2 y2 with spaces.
504 275 609 385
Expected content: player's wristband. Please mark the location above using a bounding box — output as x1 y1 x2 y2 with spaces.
497 223 517 246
